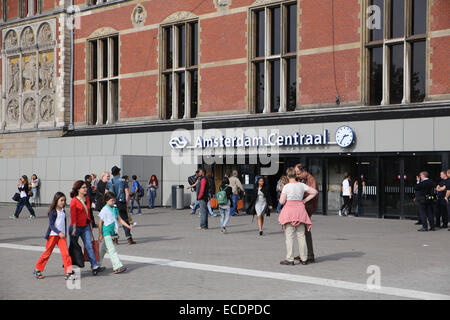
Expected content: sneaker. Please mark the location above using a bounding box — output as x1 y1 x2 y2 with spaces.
132 222 137 227
9 215 17 219
222 228 227 234
338 210 342 216
92 266 106 276
29 215 36 220
114 266 127 274
33 269 44 279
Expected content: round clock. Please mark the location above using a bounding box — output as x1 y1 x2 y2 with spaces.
335 126 354 148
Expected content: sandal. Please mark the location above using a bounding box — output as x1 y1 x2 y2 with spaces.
114 266 127 274
280 260 294 265
33 269 44 279
64 272 77 280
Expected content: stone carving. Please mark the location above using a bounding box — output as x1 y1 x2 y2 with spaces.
251 0 280 6
132 5 147 26
215 0 231 8
7 99 20 122
5 30 18 49
39 54 54 90
163 11 197 24
21 27 35 47
40 95 54 121
23 98 37 123
22 56 37 91
38 23 52 43
2 20 56 130
8 60 20 95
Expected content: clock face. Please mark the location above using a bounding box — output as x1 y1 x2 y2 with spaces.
335 126 354 147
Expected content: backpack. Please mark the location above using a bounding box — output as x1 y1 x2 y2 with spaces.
137 183 145 198
217 186 230 205
188 174 198 192
188 174 197 186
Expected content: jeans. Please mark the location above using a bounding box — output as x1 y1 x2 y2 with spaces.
219 206 230 228
192 200 199 213
117 202 132 239
207 200 217 216
148 189 157 208
69 225 98 269
129 196 141 214
199 200 208 229
277 201 283 213
31 188 37 202
230 194 239 216
99 235 123 270
14 197 35 217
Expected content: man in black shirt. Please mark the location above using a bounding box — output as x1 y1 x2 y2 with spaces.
435 171 448 229
414 171 437 231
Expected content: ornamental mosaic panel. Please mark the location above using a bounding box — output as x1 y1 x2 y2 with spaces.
2 20 57 128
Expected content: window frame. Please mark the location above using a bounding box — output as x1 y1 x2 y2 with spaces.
160 19 199 120
86 34 120 125
364 0 428 105
249 1 298 114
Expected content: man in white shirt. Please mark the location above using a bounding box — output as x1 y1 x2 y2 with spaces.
339 173 352 216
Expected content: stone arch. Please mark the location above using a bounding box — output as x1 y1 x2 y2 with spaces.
162 11 198 24
88 27 119 39
4 30 18 49
37 22 53 43
21 27 35 47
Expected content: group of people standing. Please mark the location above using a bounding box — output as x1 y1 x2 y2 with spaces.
414 169 450 232
187 164 319 265
24 165 157 280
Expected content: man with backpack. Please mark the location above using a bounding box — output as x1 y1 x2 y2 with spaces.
106 166 136 244
130 175 144 215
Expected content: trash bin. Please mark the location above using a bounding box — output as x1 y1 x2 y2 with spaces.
176 185 184 210
171 185 177 209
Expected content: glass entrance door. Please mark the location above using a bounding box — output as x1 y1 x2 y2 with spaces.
355 157 378 217
308 158 324 214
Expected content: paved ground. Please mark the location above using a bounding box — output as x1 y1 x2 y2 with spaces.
0 205 449 300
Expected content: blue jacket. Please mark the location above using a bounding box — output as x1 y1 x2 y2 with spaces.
44 209 67 240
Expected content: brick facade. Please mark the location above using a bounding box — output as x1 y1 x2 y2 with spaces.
0 0 449 146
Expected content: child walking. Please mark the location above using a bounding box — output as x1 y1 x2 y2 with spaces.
98 191 132 274
34 192 75 280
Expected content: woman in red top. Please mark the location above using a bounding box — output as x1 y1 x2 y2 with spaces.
69 180 105 276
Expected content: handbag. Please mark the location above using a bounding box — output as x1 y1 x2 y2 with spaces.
12 193 20 202
209 197 218 209
84 240 100 262
237 199 244 210
69 235 85 268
